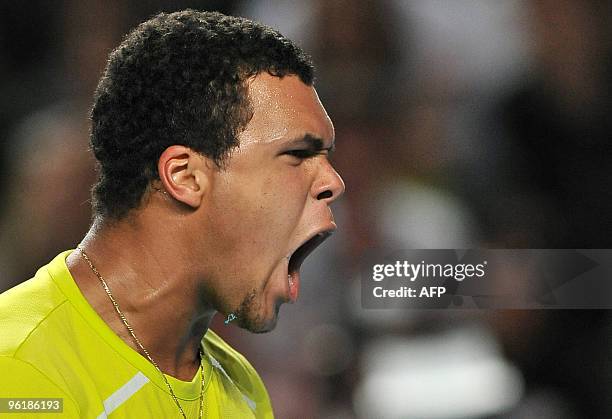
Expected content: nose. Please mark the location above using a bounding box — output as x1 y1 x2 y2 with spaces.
312 160 345 203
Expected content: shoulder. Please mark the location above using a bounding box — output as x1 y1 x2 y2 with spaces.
203 329 260 386
0 259 69 357
203 329 251 365
0 356 81 416
203 329 274 416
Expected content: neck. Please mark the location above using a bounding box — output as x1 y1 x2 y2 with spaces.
66 215 217 381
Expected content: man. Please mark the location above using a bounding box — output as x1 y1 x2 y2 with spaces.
0 10 344 418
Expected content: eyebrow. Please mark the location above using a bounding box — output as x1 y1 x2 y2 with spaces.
289 134 335 153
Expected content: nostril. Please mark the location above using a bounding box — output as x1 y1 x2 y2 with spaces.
317 190 333 200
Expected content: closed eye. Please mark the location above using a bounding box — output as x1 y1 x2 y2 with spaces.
285 149 320 159
280 134 335 163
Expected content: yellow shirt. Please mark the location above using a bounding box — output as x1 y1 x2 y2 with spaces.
0 251 274 418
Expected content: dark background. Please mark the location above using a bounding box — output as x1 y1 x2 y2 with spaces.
1 1 612 418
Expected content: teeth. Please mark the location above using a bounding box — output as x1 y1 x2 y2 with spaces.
288 274 294 287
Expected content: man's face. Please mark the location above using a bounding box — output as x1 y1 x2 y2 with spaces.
202 73 344 332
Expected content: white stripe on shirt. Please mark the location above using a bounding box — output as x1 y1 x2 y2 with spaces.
97 371 150 418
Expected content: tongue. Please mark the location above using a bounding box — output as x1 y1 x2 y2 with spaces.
288 272 300 303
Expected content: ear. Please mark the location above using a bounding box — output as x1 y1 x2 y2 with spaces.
157 145 213 209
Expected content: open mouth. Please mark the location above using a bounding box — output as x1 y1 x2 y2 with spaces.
286 231 333 303
288 231 333 275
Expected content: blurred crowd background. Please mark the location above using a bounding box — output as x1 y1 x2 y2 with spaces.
1 1 612 418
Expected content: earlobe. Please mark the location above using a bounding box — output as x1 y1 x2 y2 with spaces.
157 145 209 209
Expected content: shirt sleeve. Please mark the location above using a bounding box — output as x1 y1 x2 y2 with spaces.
0 356 80 418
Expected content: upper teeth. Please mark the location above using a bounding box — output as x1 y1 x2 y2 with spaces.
288 274 294 286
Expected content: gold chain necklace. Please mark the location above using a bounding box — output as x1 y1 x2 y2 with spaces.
77 247 205 418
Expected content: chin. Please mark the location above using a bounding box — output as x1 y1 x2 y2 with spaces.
238 301 281 334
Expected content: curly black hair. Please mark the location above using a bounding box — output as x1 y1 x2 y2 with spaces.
90 10 314 220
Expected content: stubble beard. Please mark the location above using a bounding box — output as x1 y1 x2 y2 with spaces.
234 288 279 333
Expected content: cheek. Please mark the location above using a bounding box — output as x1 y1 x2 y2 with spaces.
208 173 307 266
